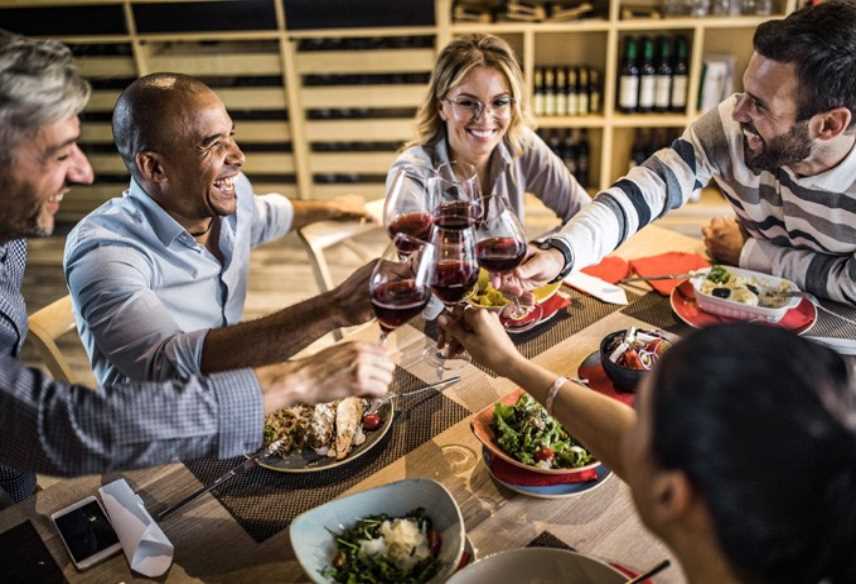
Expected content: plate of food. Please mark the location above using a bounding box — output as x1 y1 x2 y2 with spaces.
467 269 561 311
671 278 816 335
471 388 600 476
690 265 800 322
290 478 465 584
446 548 627 584
483 448 612 499
257 397 394 473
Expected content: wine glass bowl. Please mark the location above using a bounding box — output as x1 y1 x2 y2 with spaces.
384 167 435 255
369 233 436 340
430 228 479 308
432 160 483 231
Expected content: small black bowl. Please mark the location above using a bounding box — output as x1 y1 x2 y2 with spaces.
600 330 648 393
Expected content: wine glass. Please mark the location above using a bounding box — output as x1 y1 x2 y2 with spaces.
428 227 479 369
431 160 483 231
369 233 436 343
383 166 435 256
476 193 542 329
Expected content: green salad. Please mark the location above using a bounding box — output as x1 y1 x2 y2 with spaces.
324 508 442 584
492 393 594 470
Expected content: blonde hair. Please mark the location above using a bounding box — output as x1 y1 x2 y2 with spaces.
413 34 532 156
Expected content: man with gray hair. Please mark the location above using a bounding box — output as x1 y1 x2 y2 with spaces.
0 30 392 507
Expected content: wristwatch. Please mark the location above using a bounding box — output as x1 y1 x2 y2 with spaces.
534 238 574 284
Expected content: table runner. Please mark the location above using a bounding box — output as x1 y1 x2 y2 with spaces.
182 368 470 543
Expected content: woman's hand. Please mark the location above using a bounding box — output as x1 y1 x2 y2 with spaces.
438 307 524 376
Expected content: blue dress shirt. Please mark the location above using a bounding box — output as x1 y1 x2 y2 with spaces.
64 173 294 386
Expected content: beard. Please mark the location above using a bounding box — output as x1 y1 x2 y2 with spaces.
0 175 55 242
743 120 813 174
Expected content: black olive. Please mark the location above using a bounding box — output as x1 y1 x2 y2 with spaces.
712 287 731 299
746 284 759 295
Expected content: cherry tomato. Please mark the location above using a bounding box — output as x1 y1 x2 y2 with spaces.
428 529 443 555
362 413 382 431
623 349 644 370
534 446 555 462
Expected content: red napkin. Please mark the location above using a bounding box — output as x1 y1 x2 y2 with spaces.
581 256 630 284
629 252 710 296
500 293 570 328
489 452 599 486
578 357 635 407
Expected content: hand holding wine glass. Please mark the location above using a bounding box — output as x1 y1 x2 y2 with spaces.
369 233 436 343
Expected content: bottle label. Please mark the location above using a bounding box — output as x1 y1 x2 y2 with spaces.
556 94 567 116
590 91 601 113
654 75 671 108
619 76 639 110
568 94 578 116
671 76 688 108
578 94 589 115
638 76 655 108
534 94 545 116
545 94 555 116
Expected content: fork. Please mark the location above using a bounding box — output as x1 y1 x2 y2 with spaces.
364 375 462 416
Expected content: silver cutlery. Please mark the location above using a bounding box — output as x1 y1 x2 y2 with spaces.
619 271 701 284
365 376 461 416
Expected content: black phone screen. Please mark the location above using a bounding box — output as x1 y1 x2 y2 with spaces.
54 501 119 564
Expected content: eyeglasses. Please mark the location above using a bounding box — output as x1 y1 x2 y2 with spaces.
443 95 515 121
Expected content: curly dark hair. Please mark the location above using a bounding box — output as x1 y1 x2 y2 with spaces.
754 0 856 127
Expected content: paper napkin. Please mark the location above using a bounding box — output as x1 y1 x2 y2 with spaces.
564 272 629 305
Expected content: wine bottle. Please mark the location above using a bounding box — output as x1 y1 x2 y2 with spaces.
618 37 640 114
577 67 590 115
544 67 556 116
654 36 673 113
577 128 590 189
671 36 689 113
567 67 579 116
629 128 651 171
534 68 545 116
590 69 601 113
561 130 578 177
637 36 656 113
548 129 561 156
555 67 567 116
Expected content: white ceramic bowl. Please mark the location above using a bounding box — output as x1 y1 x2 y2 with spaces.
289 478 465 583
446 547 626 584
691 266 800 323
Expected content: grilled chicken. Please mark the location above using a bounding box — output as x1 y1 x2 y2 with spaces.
333 397 366 459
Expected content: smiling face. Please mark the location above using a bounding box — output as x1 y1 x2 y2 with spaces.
732 53 814 174
0 114 93 241
440 66 513 165
154 88 245 221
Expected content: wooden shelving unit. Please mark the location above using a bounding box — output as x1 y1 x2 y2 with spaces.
0 0 797 222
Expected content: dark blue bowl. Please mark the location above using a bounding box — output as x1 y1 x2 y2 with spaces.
600 330 646 393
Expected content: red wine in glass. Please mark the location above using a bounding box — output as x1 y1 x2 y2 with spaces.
370 280 431 333
431 259 479 304
387 212 434 254
476 236 527 273
433 201 481 230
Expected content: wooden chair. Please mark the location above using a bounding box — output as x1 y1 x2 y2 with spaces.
26 295 77 383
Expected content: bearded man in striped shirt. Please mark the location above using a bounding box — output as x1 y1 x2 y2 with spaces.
511 0 856 306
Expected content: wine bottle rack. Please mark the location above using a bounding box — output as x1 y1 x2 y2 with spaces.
0 0 797 221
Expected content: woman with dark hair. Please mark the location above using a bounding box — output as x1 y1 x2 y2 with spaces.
441 310 856 583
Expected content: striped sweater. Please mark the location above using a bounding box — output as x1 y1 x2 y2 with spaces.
551 94 856 305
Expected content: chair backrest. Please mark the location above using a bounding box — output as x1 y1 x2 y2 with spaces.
26 295 76 383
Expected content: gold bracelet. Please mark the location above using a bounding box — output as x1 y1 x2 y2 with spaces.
545 376 568 416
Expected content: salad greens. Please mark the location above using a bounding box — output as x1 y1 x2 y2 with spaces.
493 394 594 470
324 508 441 584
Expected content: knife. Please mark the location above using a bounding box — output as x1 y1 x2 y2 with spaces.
564 271 628 305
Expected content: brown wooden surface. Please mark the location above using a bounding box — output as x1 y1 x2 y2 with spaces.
1 225 702 583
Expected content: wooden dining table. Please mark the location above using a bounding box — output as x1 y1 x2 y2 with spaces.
0 224 702 583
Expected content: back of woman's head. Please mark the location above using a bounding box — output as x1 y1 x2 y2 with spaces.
413 34 531 154
651 324 856 583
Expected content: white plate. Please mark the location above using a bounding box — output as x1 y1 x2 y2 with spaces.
447 547 626 584
691 266 800 323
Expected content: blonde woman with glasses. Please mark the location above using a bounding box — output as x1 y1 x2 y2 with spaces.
387 34 590 253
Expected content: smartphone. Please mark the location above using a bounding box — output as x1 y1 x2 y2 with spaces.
50 495 121 570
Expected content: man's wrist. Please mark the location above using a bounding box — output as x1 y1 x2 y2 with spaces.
536 238 574 283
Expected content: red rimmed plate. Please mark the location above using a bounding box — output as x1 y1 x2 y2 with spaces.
670 280 817 335
470 388 601 476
